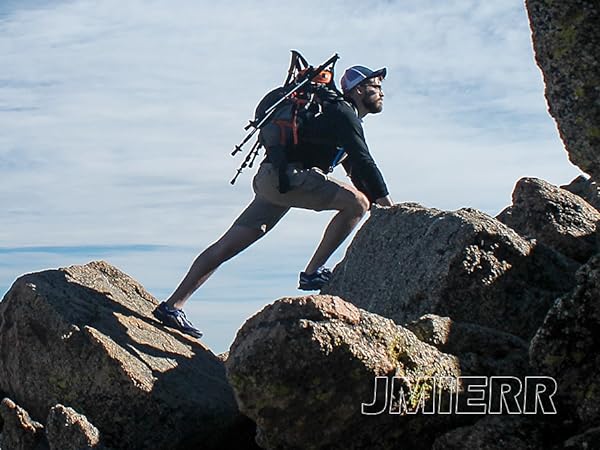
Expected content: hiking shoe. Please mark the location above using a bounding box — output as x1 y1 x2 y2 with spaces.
298 267 332 291
153 302 203 338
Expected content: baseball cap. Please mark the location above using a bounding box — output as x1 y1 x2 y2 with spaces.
340 65 387 94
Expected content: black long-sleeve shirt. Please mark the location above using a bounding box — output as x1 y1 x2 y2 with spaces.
289 98 389 202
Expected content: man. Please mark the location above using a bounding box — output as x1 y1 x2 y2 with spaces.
153 65 394 338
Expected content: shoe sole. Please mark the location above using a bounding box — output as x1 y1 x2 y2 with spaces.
298 283 326 291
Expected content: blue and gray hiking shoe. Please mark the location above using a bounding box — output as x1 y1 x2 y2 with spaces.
298 267 332 291
153 302 203 339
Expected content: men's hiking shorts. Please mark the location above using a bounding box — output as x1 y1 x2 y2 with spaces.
233 163 348 233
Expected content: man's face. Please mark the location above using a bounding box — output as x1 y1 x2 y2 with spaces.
358 76 384 114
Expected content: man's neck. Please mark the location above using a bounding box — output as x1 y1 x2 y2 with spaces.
346 97 368 119
356 104 369 119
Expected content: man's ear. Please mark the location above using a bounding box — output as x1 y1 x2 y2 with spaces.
352 85 365 97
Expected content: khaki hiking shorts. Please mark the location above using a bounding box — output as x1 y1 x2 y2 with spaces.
233 163 348 233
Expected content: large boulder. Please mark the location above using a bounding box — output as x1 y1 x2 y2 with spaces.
0 389 4 432
0 261 249 450
564 427 600 449
431 416 546 450
530 254 600 430
323 204 578 340
46 404 101 450
0 398 45 450
562 175 600 212
226 295 467 450
497 177 600 263
525 0 600 181
406 314 529 377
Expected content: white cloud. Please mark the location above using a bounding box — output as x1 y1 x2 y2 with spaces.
0 0 582 352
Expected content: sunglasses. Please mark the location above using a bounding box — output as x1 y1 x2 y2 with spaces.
362 84 383 92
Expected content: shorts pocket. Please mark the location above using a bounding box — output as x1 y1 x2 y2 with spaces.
286 167 310 189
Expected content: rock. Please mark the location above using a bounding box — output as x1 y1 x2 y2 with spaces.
530 254 600 430
562 175 600 212
0 390 5 431
46 404 101 450
564 426 600 449
525 0 600 181
0 261 247 450
432 416 545 450
406 314 530 377
322 203 578 340
497 177 600 263
0 398 46 450
226 295 469 450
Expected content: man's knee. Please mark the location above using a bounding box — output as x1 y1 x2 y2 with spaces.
356 191 370 214
340 188 370 216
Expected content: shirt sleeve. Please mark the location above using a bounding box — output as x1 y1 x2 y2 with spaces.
335 102 389 202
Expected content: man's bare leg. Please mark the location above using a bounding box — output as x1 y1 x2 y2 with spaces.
165 225 264 310
304 185 370 274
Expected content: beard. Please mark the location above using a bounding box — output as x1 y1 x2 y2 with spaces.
362 94 384 114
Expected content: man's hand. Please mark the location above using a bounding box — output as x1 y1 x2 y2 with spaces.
375 195 394 207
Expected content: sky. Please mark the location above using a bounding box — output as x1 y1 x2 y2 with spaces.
0 0 582 352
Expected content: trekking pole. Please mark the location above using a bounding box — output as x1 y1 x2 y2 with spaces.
248 142 261 168
232 79 308 156
232 127 260 156
285 50 309 86
230 139 261 185
232 53 339 157
263 53 339 118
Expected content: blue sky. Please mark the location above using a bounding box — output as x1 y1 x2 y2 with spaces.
0 0 582 352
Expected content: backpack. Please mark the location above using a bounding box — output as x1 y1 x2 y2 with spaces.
231 51 342 192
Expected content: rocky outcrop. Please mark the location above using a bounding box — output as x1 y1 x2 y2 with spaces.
0 398 45 450
562 175 600 212
497 177 599 263
431 416 546 450
0 261 252 450
226 295 467 450
0 389 4 432
0 400 108 450
46 405 101 450
526 0 600 181
530 254 600 431
323 203 578 339
0 185 595 449
564 427 600 449
0 3 597 449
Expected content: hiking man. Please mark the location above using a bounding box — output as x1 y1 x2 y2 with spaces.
154 64 394 338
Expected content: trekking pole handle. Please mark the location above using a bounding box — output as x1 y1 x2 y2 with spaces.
263 53 339 117
233 53 339 158
305 53 340 84
315 53 340 73
263 77 310 117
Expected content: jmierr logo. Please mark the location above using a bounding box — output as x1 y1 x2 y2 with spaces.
362 376 557 415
